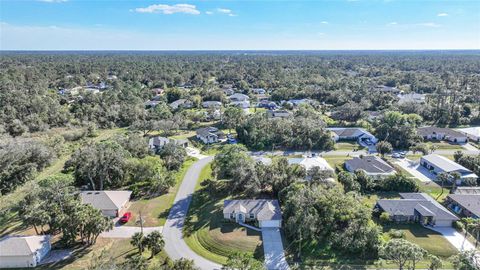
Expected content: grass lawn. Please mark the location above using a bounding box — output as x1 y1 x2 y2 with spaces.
334 142 364 151
124 157 197 227
427 141 464 150
323 155 351 169
184 163 263 264
381 223 458 258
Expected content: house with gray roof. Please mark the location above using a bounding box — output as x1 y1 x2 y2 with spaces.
456 127 480 142
447 193 480 219
201 101 222 108
420 154 478 185
266 110 291 119
344 156 396 178
223 199 282 228
417 126 468 144
229 93 249 102
327 127 378 145
454 187 480 195
397 92 426 104
195 127 225 144
80 191 132 217
169 99 193 110
375 193 459 227
0 235 51 268
148 136 188 153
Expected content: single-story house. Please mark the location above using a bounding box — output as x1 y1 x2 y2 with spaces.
169 99 193 110
453 187 480 195
258 100 277 109
201 101 222 108
80 191 132 217
327 127 378 145
252 88 266 95
0 235 51 268
223 199 282 228
446 194 480 219
144 100 160 109
375 193 459 227
151 88 164 96
288 156 334 173
266 110 291 118
148 136 188 152
373 85 401 94
344 156 396 178
420 154 478 185
417 127 468 143
252 156 272 165
456 127 480 142
229 93 250 102
195 127 225 144
286 98 312 107
230 100 250 109
397 93 426 104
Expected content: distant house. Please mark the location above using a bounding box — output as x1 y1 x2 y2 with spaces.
397 92 426 104
288 156 334 176
144 100 160 109
252 88 266 95
0 235 51 268
80 191 132 217
196 127 225 144
375 193 458 227
148 136 188 152
456 127 480 143
151 88 164 96
266 110 291 118
229 93 250 102
420 154 478 185
223 88 235 96
417 127 468 143
286 98 311 107
223 199 282 228
258 100 277 110
169 99 193 110
107 74 118 80
344 156 396 178
252 156 272 165
327 127 378 145
453 187 480 195
201 101 222 109
230 100 250 109
447 193 480 219
373 85 401 94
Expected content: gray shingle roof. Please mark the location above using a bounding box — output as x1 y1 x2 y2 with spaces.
0 235 50 256
417 126 466 138
80 191 132 211
377 193 458 221
421 154 473 174
223 200 282 221
345 156 395 174
448 194 480 217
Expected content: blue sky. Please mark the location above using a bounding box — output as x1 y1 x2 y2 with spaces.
1 0 479 50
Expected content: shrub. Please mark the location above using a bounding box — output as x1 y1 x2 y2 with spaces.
388 229 405 239
379 212 391 224
453 220 464 232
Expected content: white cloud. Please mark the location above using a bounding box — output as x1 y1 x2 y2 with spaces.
37 0 67 2
205 11 213 15
387 22 398 26
386 22 440 28
437 13 449 17
217 8 232 14
320 21 329 24
417 22 441 28
135 4 200 15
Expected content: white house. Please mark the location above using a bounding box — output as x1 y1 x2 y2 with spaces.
195 127 225 144
223 200 282 228
457 127 480 143
397 93 426 104
327 127 378 145
229 93 250 102
420 154 478 185
417 127 468 144
0 235 51 268
80 191 132 217
230 100 250 109
288 156 334 174
344 156 396 178
201 101 222 108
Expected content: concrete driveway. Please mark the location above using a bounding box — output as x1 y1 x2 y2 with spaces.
393 158 436 182
186 147 207 159
262 228 289 270
427 226 476 251
162 156 221 270
100 226 162 238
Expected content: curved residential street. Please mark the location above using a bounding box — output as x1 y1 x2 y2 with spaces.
162 155 222 270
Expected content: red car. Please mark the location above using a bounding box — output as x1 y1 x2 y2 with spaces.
119 212 132 223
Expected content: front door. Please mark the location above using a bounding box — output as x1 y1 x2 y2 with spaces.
237 213 244 223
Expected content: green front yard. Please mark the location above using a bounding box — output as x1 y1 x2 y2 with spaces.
334 142 364 151
183 163 263 264
125 157 197 226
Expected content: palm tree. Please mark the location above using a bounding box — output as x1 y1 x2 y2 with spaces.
130 232 144 254
436 172 449 200
144 230 165 258
450 172 461 193
461 217 474 250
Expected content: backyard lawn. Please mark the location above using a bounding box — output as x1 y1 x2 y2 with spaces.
125 157 197 226
183 163 263 264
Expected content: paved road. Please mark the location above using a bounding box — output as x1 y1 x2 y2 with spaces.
100 226 163 238
262 228 290 270
427 226 476 251
162 156 221 270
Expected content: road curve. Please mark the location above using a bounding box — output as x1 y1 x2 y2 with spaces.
162 156 221 270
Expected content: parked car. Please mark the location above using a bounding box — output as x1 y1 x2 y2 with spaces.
119 212 132 223
392 153 401 158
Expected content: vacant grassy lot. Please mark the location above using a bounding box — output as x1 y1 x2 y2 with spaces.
125 157 197 226
184 163 263 264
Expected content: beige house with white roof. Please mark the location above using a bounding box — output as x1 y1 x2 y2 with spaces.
0 235 51 268
80 190 132 217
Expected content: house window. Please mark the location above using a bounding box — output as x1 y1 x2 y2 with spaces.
230 213 235 219
249 213 255 219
